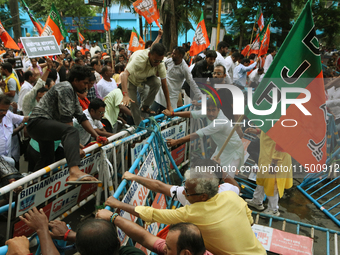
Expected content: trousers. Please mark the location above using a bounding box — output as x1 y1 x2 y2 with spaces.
128 76 161 125
27 118 80 171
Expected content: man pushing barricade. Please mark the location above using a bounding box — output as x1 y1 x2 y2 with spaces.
163 97 244 179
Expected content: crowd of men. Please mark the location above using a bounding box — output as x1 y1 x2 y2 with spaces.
2 29 336 254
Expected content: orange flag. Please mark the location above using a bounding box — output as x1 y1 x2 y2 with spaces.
41 4 68 45
0 22 19 50
103 0 110 31
258 25 270 56
133 0 161 28
129 27 145 52
189 13 210 56
77 28 85 44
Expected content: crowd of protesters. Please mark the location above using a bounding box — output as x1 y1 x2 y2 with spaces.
2 29 336 254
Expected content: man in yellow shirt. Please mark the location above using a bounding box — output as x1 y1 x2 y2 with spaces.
120 43 173 125
105 169 266 255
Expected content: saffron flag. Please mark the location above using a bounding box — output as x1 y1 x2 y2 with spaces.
129 27 145 52
41 4 68 45
21 0 43 35
241 35 260 56
77 27 85 44
0 22 19 50
256 5 264 31
245 0 327 168
133 0 161 28
258 24 270 56
103 0 110 31
189 13 210 57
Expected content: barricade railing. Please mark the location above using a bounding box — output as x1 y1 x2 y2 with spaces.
298 114 340 227
0 103 191 253
252 212 340 254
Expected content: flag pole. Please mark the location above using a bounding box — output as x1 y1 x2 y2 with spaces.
108 28 113 64
215 115 244 160
216 0 222 49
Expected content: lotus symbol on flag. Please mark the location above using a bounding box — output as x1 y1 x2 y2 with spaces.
194 26 206 45
132 36 141 48
136 0 153 12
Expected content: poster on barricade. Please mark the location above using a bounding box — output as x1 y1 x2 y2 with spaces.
131 121 187 163
117 150 159 244
15 150 103 217
134 193 167 254
252 224 313 255
21 36 61 58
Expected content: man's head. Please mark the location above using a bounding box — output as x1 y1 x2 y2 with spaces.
165 223 207 255
217 41 229 56
6 58 16 69
24 70 36 84
76 219 120 255
35 87 48 102
7 50 14 58
145 40 153 49
45 78 55 89
95 50 102 59
257 67 264 75
172 46 186 64
115 63 125 74
268 48 276 57
0 95 10 123
75 50 82 58
1 63 12 77
75 57 84 66
182 167 219 204
118 54 126 63
205 50 217 67
101 65 113 80
118 48 125 55
206 97 221 121
68 65 92 94
88 98 106 121
240 58 251 66
104 58 113 68
231 52 239 63
90 58 102 73
82 44 86 49
149 43 166 67
212 65 226 85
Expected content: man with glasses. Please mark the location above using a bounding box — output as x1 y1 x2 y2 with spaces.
0 95 28 166
73 98 113 146
121 158 239 206
103 168 266 255
120 43 172 125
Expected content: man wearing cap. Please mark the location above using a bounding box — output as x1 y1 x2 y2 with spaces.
90 42 101 58
85 40 90 50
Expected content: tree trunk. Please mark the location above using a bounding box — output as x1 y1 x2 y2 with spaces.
8 0 21 40
169 0 177 51
238 24 244 51
280 0 292 46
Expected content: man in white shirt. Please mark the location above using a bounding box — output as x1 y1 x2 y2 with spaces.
214 41 232 84
90 41 101 57
18 71 36 112
153 47 202 112
163 97 244 178
248 67 264 88
263 49 276 73
233 58 258 88
0 95 28 166
225 52 240 84
85 40 91 50
96 66 117 99
73 98 113 145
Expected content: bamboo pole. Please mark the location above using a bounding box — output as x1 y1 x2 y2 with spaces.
215 0 222 49
215 115 244 160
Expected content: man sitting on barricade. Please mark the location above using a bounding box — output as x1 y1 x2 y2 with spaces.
26 65 108 184
104 169 266 254
122 158 240 206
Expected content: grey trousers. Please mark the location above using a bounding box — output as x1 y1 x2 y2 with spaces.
128 76 161 125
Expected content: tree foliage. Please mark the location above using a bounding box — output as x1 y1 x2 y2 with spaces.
112 25 131 42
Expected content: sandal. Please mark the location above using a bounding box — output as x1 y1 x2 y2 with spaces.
141 106 157 115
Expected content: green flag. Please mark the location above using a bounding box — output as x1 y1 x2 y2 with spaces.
245 0 327 167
